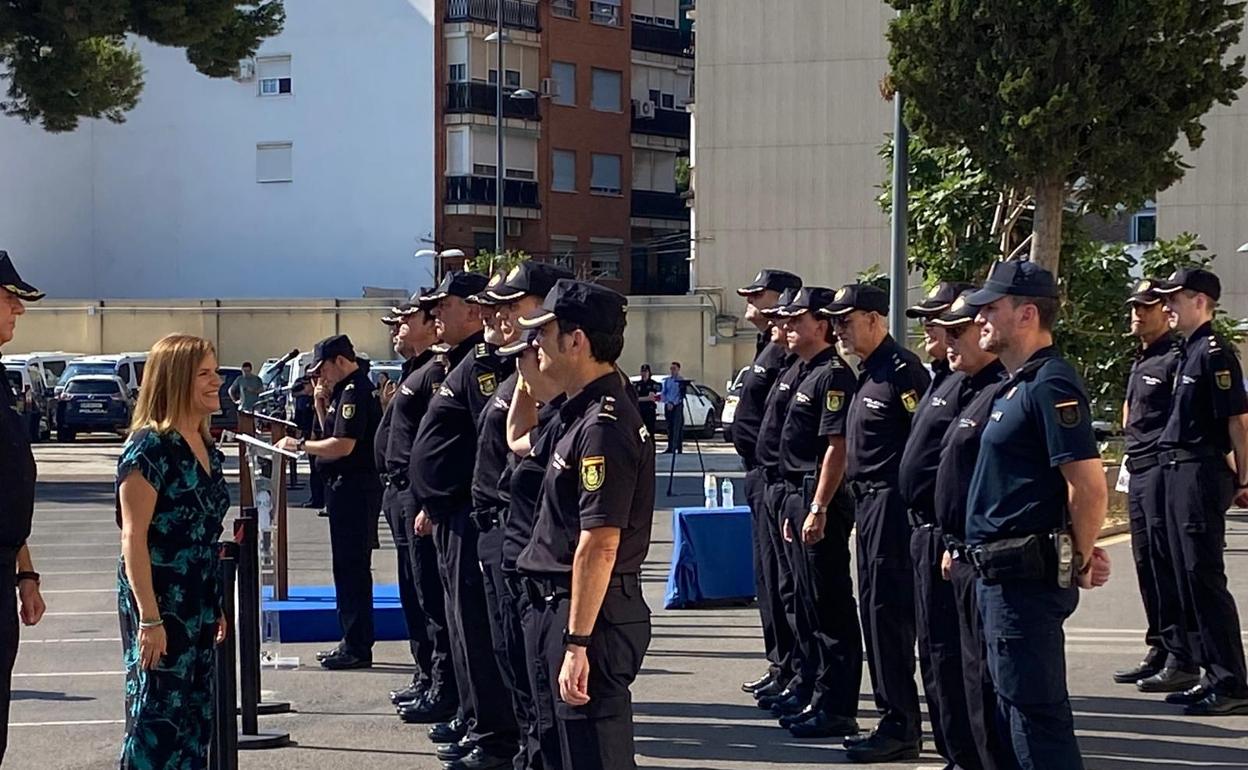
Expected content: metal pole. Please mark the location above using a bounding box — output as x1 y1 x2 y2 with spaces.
211 541 240 770
889 91 909 343
495 0 505 256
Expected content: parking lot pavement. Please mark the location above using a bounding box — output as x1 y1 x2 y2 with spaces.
12 450 1248 770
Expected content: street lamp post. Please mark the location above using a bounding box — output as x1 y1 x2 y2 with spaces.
486 13 535 263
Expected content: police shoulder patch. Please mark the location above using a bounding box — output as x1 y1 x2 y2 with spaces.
581 456 606 492
825 389 844 412
476 343 490 359
901 389 919 413
342 404 356 420
478 372 497 396
1216 370 1232 391
1055 399 1081 428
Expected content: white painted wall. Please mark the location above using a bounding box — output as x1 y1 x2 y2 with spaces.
0 0 436 299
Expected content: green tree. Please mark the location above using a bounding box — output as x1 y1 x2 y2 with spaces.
0 1 285 132
885 1 1246 274
468 250 530 276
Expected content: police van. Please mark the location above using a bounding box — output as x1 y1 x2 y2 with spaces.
57 353 148 398
2 357 52 441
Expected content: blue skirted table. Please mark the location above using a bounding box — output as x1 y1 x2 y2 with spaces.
664 505 757 609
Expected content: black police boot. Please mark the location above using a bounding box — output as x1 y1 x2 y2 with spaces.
390 680 427 706
428 717 468 743
844 732 921 763
741 670 777 693
752 677 787 701
788 711 860 740
436 737 476 762
1113 649 1166 684
443 746 512 770
1165 683 1211 706
400 691 458 724
756 687 797 710
1183 692 1248 716
778 705 817 729
316 644 344 662
321 650 372 670
768 693 807 717
1137 667 1201 693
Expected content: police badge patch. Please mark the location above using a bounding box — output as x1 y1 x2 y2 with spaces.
478 373 497 396
1216 370 1232 390
581 456 606 492
901 390 919 413
825 390 844 412
342 404 356 420
1055 399 1081 427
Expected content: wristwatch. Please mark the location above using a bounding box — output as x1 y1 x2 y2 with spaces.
296 437 307 453
808 503 827 516
563 629 592 648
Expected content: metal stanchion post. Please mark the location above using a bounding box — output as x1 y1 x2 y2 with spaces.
211 541 241 770
233 510 291 748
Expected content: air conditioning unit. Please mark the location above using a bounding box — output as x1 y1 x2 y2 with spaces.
505 219 522 237
540 78 558 97
637 99 656 119
234 59 256 81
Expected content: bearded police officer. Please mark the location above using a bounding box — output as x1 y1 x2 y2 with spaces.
410 270 520 770
1153 268 1248 716
820 283 929 763
930 292 1010 770
1114 280 1196 693
733 269 803 696
965 260 1110 768
515 280 654 770
898 281 980 769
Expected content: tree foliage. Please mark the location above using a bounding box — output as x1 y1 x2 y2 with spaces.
468 250 531 277
885 0 1246 273
0 1 285 132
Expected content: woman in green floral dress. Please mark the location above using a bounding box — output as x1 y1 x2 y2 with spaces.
116 335 229 770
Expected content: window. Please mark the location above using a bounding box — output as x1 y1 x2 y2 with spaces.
552 0 577 19
590 240 623 279
447 128 470 175
449 63 467 82
473 163 498 176
256 142 293 183
591 68 622 112
633 0 677 25
505 69 521 89
553 150 576 192
257 55 292 96
661 93 674 109
590 0 621 26
590 153 622 195
473 231 496 255
551 61 576 106
551 236 578 269
1131 211 1157 243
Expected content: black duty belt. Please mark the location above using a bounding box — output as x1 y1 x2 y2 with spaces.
1124 454 1160 474
1159 447 1223 466
848 479 894 499
907 508 936 529
381 470 410 490
524 572 640 606
469 506 504 533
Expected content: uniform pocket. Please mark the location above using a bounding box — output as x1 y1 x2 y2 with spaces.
990 629 1069 707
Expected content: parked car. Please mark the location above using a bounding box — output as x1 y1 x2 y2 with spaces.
628 375 723 439
56 353 147 398
720 365 750 445
2 351 81 391
57 375 132 441
210 366 244 439
3 362 51 441
369 360 404 389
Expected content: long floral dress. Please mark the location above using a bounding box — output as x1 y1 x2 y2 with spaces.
115 429 229 770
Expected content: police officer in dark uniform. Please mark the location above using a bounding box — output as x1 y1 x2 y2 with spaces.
965 260 1109 768
897 281 981 769
633 365 660 439
515 280 654 770
819 283 929 763
410 271 520 770
279 334 383 669
930 292 1009 770
1152 268 1248 716
291 377 326 509
0 252 48 763
732 269 804 696
1113 280 1197 693
769 287 862 740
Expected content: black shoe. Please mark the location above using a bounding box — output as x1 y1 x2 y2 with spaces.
1114 655 1165 684
1137 667 1201 693
757 687 797 710
1184 692 1248 716
778 705 817 729
752 678 787 701
768 693 807 717
321 651 372 670
316 645 344 662
436 737 476 762
845 732 921 763
742 670 777 693
428 718 468 743
443 747 512 770
788 711 860 739
390 682 427 706
1165 684 1211 706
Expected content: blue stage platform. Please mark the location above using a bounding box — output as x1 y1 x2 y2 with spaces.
262 585 409 643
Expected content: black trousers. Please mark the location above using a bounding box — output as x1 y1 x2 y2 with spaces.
1128 463 1193 671
950 560 1011 770
911 525 979 769
307 457 325 507
1162 459 1248 696
434 512 519 752
529 575 650 770
383 487 433 685
327 473 381 657
764 478 804 692
780 484 861 718
0 565 17 764
521 575 565 770
851 484 920 741
746 467 793 682
664 405 684 453
480 524 537 770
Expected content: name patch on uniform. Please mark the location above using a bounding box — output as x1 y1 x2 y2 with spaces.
826 390 844 412
1216 370 1232 391
901 390 919 413
1055 399 1081 428
342 404 356 420
581 456 606 492
1005 386 1018 400
794 392 811 405
1141 375 1163 387
991 410 1003 422
930 396 947 408
400 385 415 396
752 365 766 374
438 384 454 397
478 373 497 396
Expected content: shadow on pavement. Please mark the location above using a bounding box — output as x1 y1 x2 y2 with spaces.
11 690 95 703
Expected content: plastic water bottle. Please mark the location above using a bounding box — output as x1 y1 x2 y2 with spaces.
721 478 735 508
703 474 718 508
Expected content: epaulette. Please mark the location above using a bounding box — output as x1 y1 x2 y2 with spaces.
475 343 490 359
597 395 618 421
431 343 451 355
344 382 356 391
892 354 907 371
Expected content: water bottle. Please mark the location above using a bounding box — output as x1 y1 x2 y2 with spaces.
703 474 718 508
721 478 735 508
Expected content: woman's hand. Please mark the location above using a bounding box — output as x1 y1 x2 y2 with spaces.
138 624 168 669
215 615 228 645
18 581 45 626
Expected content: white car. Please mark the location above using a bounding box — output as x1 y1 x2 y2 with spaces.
630 374 722 439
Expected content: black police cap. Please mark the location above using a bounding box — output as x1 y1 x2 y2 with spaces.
497 328 539 358
487 261 575 302
308 334 356 373
517 279 628 335
776 286 837 317
409 285 438 312
381 301 415 325
1124 278 1164 307
967 260 1059 305
468 270 508 306
425 270 490 303
737 269 803 297
0 251 44 302
819 283 889 317
906 281 976 319
931 290 981 327
1153 267 1221 302
760 287 799 318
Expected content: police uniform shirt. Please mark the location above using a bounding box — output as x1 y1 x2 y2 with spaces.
0 359 36 549
634 377 660 423
778 347 857 477
318 364 383 477
1124 334 1180 459
1159 321 1248 454
410 333 516 519
898 366 968 515
753 355 802 471
472 371 520 513
965 348 1099 546
502 396 567 571
734 341 792 465
933 360 1007 541
517 373 655 576
383 350 443 495
846 335 931 481
929 357 953 394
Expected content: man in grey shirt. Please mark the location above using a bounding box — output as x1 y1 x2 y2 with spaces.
229 361 264 411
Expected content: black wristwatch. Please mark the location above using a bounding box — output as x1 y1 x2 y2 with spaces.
16 571 40 585
563 629 592 648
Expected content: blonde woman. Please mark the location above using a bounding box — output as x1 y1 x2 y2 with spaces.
115 334 228 769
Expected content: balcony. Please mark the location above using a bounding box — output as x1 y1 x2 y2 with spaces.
445 0 540 31
631 106 690 139
631 189 689 221
446 82 540 121
631 21 692 57
446 175 540 209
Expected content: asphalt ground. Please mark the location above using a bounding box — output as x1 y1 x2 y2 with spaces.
8 438 1248 769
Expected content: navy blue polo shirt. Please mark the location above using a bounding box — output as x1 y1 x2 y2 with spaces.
899 365 967 516
965 347 1100 546
933 359 1006 540
1124 334 1180 459
845 335 931 481
779 345 857 478
733 340 792 467
754 356 802 472
1159 322 1248 454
